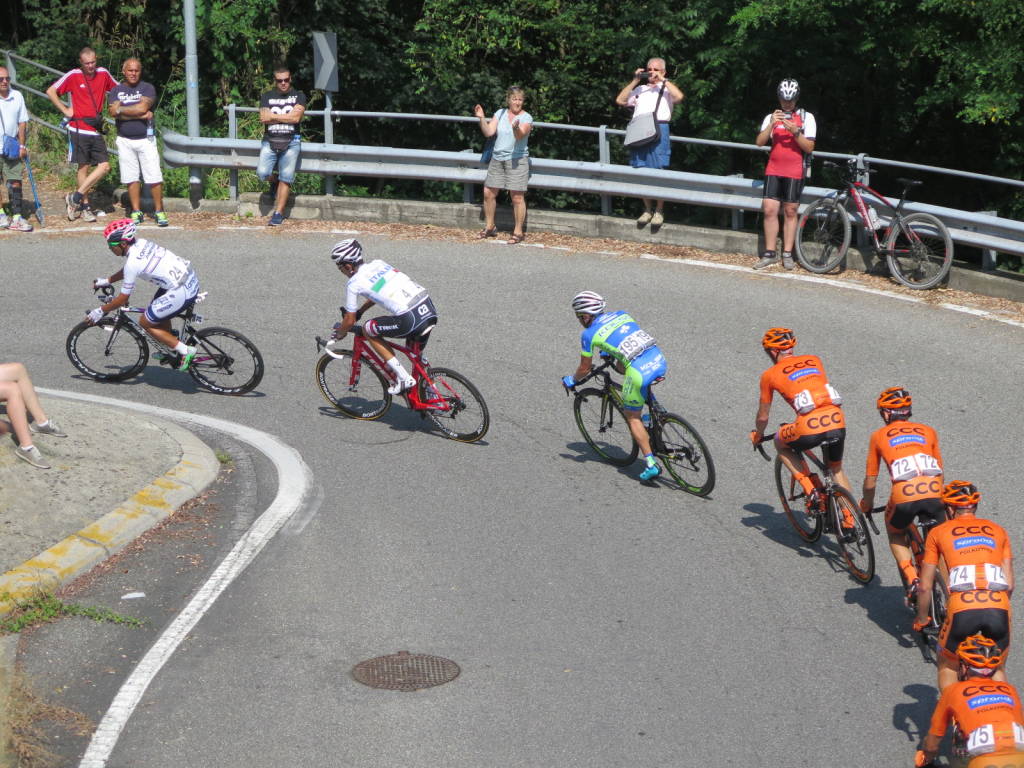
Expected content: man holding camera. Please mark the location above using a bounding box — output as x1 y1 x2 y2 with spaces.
615 57 684 228
46 47 117 222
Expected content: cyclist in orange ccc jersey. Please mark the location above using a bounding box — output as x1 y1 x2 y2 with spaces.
860 387 944 603
915 481 1014 692
750 328 852 501
916 635 1024 768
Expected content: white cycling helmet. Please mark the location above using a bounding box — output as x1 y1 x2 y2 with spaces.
571 291 606 315
330 238 364 265
777 78 800 101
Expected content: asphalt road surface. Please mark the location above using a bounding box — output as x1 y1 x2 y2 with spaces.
4 226 1023 767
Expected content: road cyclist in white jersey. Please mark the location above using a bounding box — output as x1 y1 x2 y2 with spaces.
327 239 438 395
86 218 202 370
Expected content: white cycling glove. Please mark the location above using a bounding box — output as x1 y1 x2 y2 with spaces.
87 307 104 324
93 277 111 289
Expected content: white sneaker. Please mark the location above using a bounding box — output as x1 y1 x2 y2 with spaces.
30 420 67 437
8 216 33 232
0 212 9 229
82 207 97 223
636 211 653 225
651 211 664 226
15 444 50 469
387 377 415 395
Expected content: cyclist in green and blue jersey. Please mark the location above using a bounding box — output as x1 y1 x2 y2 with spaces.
562 291 667 481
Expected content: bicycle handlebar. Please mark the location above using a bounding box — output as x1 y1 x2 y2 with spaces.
314 335 348 359
563 356 616 395
753 432 775 461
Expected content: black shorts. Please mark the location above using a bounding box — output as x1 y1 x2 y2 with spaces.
364 297 437 348
941 606 1010 657
787 427 845 464
888 498 944 533
69 132 109 166
764 175 804 203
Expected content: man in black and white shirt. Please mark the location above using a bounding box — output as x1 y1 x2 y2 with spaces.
258 66 306 227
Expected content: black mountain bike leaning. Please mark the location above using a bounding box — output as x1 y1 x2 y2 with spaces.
565 358 715 496
795 158 954 290
756 432 876 583
66 285 264 395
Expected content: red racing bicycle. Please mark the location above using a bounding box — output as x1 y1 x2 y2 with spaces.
314 327 489 443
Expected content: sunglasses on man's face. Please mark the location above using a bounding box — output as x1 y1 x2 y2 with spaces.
0 77 10 82
275 78 290 84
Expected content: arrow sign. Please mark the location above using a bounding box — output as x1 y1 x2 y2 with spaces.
312 31 338 91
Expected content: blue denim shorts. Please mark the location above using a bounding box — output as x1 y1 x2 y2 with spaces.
257 137 301 184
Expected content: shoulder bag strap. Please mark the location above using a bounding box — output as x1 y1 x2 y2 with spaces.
651 82 667 121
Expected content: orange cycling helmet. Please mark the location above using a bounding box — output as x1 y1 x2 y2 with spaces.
762 327 796 351
957 633 1004 672
877 386 912 410
942 481 981 508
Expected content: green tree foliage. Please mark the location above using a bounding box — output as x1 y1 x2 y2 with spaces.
3 0 1023 216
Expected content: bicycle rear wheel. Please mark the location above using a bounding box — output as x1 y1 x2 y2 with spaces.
188 327 264 395
65 318 149 381
315 349 392 419
796 197 851 273
930 572 949 629
885 212 953 289
573 387 638 466
419 366 489 442
657 413 715 496
774 456 823 542
830 487 875 583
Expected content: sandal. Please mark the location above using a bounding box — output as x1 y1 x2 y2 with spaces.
507 233 525 245
476 227 498 239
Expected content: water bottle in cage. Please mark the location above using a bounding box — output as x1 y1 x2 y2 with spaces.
867 207 882 230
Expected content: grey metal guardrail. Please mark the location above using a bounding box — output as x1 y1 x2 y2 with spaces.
162 129 1024 262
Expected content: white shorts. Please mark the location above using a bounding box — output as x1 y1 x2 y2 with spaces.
117 135 163 185
145 271 200 322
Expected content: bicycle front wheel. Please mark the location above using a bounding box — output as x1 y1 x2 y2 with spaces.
796 198 851 273
66 318 149 381
885 212 953 289
774 456 823 542
573 387 638 466
830 488 875 583
419 366 490 443
657 413 715 496
188 327 264 395
315 349 392 420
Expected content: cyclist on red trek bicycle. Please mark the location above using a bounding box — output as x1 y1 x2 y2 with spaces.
750 327 853 514
328 239 438 395
915 481 1014 692
86 218 200 370
562 291 666 482
915 634 1024 768
860 387 945 605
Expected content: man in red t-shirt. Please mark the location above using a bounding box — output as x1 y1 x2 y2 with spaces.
46 47 116 222
753 78 817 271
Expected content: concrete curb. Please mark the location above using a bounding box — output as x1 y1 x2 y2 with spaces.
0 420 219 614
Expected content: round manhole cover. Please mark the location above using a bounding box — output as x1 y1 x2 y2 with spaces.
352 651 460 691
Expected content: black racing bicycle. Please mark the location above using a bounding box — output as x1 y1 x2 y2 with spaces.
756 432 876 583
867 506 947 660
66 285 264 395
565 357 715 496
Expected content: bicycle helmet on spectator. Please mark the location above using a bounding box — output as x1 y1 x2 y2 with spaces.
777 78 800 101
330 238 364 265
942 481 981 508
571 291 606 316
761 327 796 351
104 218 137 248
956 633 1003 674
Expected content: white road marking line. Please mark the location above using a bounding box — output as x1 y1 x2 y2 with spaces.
330 229 361 234
639 254 1024 328
37 390 313 768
